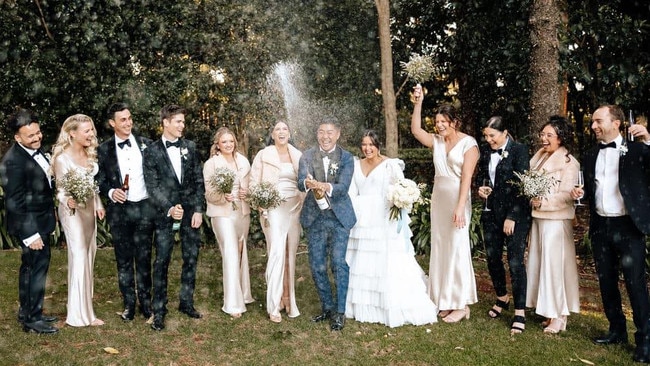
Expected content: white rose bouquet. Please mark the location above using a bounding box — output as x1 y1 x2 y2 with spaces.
387 178 421 221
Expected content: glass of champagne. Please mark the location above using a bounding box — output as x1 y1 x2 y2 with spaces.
574 170 584 206
482 178 493 212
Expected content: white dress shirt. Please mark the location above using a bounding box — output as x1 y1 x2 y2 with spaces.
110 135 148 202
162 137 182 183
594 135 626 217
488 138 509 185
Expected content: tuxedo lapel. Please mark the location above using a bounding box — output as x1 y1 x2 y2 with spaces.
155 140 178 184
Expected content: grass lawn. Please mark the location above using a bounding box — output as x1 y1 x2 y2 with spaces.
0 243 641 365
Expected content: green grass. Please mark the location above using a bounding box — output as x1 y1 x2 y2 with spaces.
0 245 640 365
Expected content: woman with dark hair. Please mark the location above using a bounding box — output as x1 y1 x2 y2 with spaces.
203 127 254 318
411 85 479 323
476 116 532 334
525 116 580 333
250 121 304 323
345 130 437 327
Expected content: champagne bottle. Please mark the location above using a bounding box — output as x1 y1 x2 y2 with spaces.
313 188 331 210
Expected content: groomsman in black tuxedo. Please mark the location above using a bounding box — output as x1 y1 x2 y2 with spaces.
572 105 650 363
97 103 155 322
143 104 205 331
0 109 58 334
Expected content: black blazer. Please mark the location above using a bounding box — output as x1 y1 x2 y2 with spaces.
142 138 205 217
583 140 650 236
476 139 532 224
97 135 153 222
0 144 56 240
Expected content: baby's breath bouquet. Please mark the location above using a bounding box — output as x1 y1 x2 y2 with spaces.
59 168 98 215
510 169 559 199
209 167 237 210
246 182 286 227
400 53 436 84
387 178 421 221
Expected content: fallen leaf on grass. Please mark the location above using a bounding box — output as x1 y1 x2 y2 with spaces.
573 353 595 365
454 346 464 350
103 347 119 354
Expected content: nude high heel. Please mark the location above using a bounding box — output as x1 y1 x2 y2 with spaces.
442 306 470 323
543 316 567 334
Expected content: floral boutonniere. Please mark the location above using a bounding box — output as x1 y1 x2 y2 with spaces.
328 162 339 177
619 144 628 156
44 152 52 161
501 150 509 159
140 143 147 152
180 147 189 160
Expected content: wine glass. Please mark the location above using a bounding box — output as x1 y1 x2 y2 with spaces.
574 170 584 206
482 178 493 212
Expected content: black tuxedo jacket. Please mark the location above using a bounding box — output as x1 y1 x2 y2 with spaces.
0 143 56 240
476 139 532 224
583 140 650 236
142 138 205 217
97 135 153 222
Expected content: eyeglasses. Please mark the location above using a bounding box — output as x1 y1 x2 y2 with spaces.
538 133 558 139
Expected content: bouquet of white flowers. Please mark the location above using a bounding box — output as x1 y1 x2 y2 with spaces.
209 167 237 210
246 182 287 227
400 53 436 84
387 178 421 221
58 168 98 215
511 169 559 199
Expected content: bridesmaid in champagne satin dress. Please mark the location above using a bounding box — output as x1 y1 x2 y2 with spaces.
204 127 254 318
51 114 105 327
250 121 304 323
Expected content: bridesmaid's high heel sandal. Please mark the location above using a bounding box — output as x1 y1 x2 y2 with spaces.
487 298 510 319
442 306 470 323
543 316 567 334
510 315 526 335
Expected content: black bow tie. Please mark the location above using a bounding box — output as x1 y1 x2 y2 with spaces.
599 141 617 149
491 148 503 155
31 149 42 157
320 150 334 160
117 139 131 149
166 140 181 149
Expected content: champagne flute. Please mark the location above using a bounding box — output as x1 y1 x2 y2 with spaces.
482 178 493 212
574 170 584 206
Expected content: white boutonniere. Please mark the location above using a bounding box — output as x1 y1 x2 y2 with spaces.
180 147 189 160
501 150 509 159
44 153 52 161
619 144 628 156
328 162 339 177
140 143 147 152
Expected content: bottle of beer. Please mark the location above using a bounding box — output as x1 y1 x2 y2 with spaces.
121 173 130 192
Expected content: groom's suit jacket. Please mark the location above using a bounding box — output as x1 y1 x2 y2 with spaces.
583 140 650 236
298 146 356 230
143 138 205 218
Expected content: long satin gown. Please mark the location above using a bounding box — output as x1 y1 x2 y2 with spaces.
263 163 302 318
54 154 103 327
427 135 478 311
211 178 254 314
346 158 437 327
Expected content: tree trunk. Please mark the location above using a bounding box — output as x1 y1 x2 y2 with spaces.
529 0 564 135
375 0 398 157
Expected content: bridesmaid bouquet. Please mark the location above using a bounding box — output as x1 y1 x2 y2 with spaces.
511 169 559 199
209 167 237 210
387 178 421 221
59 168 98 215
246 182 286 227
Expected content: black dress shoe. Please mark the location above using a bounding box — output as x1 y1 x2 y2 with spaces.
311 310 333 323
634 343 650 363
40 315 58 323
151 315 165 331
23 320 59 334
330 313 345 331
593 332 628 345
178 306 202 319
120 308 135 321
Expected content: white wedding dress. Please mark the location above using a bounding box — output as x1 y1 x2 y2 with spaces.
345 158 437 327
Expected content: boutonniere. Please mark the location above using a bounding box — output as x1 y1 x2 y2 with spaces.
501 150 509 159
619 144 628 156
44 152 52 161
180 147 189 160
140 143 147 152
328 162 339 177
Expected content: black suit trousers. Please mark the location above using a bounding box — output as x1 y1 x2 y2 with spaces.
17 234 51 323
152 215 201 316
591 214 650 343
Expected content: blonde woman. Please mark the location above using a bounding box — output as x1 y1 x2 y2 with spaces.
203 127 254 318
51 114 105 327
250 121 304 323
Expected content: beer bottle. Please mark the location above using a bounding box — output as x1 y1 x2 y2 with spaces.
121 173 130 192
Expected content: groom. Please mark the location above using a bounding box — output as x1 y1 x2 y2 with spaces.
143 104 205 331
298 117 356 331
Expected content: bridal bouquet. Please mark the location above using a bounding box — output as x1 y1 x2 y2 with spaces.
387 178 421 221
209 167 237 210
246 182 286 227
510 169 559 199
59 168 98 215
400 53 436 84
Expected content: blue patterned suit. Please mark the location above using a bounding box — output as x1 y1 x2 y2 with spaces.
298 146 356 314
